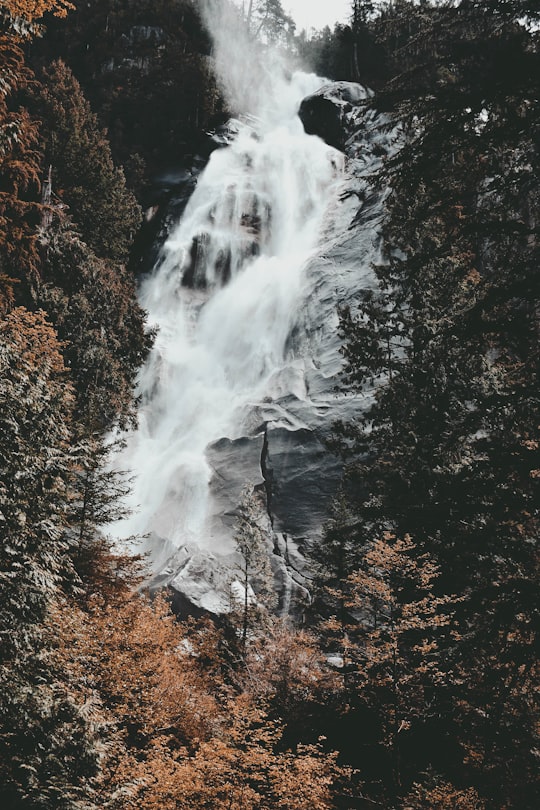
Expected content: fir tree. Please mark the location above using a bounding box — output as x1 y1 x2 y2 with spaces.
334 1 539 804
32 59 141 264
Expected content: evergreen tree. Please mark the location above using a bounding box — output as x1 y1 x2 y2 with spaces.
0 308 100 809
38 219 153 431
334 1 539 804
0 308 76 644
32 59 141 263
247 0 295 45
31 0 222 178
310 493 367 680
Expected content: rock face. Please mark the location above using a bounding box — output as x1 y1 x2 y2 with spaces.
299 82 371 151
126 81 392 618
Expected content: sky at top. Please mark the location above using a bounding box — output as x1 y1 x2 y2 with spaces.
284 0 353 32
232 2 354 35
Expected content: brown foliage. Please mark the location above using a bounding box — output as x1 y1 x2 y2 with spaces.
50 591 343 809
1 0 73 24
403 778 485 809
0 34 42 295
240 619 339 718
110 696 338 810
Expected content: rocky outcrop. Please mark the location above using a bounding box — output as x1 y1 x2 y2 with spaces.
299 82 371 151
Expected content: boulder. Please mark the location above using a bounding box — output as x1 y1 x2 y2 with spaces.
299 81 370 151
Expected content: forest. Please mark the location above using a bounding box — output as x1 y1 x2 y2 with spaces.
0 0 538 808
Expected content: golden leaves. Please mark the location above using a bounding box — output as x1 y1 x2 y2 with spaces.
50 593 343 809
1 0 74 23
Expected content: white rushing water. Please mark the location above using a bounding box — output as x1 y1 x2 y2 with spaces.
112 70 346 575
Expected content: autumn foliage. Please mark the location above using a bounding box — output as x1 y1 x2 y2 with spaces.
47 594 342 810
1 0 73 24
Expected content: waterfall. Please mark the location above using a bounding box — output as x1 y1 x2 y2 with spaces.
108 1 391 613
111 70 349 602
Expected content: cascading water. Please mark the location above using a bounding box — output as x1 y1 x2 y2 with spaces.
110 2 392 614
111 70 350 609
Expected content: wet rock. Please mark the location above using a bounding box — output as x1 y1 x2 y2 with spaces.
299 81 370 150
265 426 342 537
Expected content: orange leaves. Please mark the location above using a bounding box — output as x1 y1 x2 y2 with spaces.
1 0 74 24
320 530 460 789
50 593 342 809
0 32 43 286
404 778 486 809
239 619 338 712
1 306 68 377
346 532 452 639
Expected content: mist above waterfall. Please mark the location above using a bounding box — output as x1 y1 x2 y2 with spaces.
198 0 318 123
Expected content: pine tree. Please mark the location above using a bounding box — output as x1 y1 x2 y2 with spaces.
32 59 141 264
0 308 100 809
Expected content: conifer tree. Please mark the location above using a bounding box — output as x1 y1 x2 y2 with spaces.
32 59 141 264
38 220 152 431
333 1 539 804
310 494 367 681
0 308 76 642
0 308 100 809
